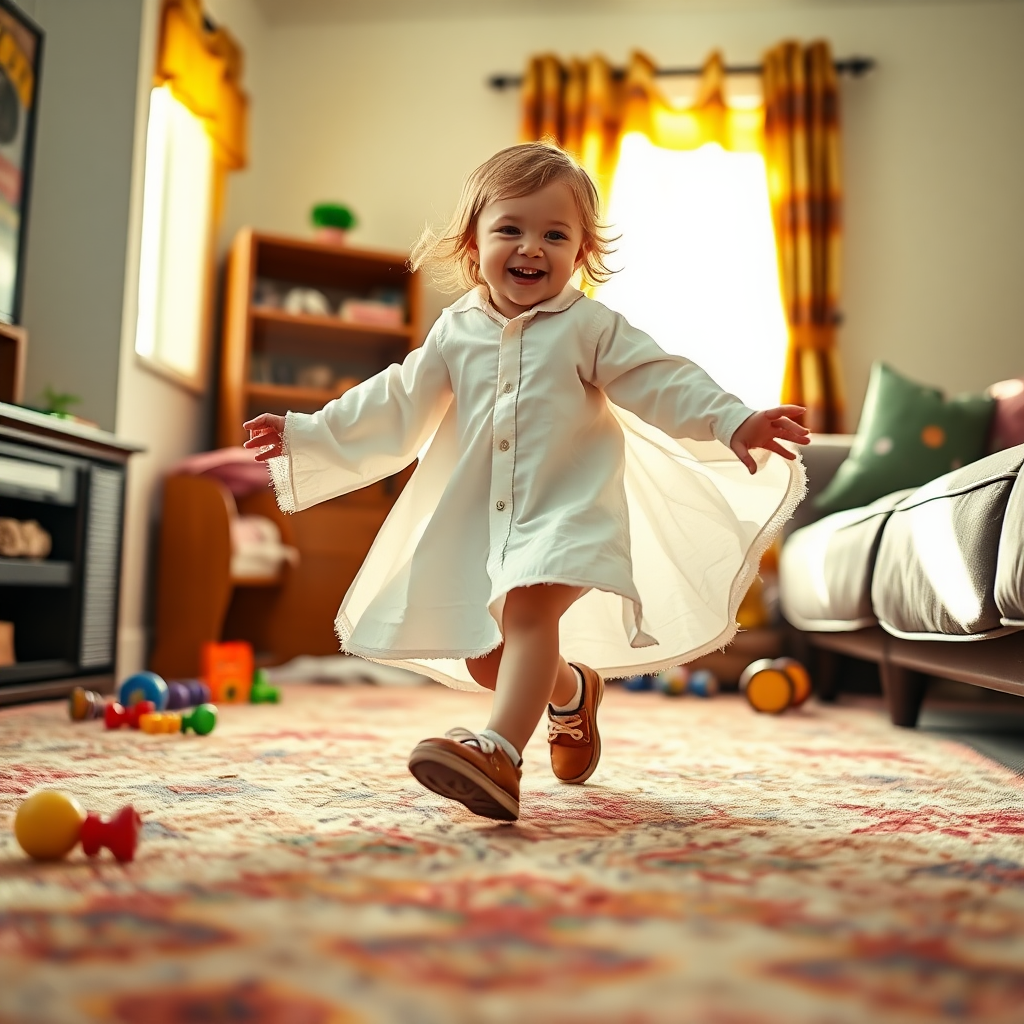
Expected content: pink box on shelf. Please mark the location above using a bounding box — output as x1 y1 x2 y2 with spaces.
339 300 404 328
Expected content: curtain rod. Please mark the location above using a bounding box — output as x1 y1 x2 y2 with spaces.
488 56 875 90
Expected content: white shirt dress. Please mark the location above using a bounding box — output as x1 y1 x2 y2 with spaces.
269 284 806 690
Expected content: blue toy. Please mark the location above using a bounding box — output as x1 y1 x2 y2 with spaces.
688 668 720 698
623 674 656 692
117 672 168 711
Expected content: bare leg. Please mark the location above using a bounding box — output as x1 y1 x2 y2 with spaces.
479 584 583 756
467 641 580 708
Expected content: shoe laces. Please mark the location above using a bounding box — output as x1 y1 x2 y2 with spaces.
445 726 496 754
547 713 584 742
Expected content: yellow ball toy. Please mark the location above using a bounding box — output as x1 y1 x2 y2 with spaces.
14 790 86 860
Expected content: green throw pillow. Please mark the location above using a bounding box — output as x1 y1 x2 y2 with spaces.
815 362 995 513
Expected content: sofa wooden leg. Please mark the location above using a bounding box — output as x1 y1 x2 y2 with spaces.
880 662 928 728
811 646 839 703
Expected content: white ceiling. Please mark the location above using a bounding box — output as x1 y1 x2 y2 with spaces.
251 0 995 27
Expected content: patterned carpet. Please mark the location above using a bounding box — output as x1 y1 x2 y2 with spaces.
2 683 1024 1024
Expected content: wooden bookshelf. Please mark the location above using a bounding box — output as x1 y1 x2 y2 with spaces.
218 230 421 447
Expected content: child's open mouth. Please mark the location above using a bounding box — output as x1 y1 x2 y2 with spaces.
508 267 546 281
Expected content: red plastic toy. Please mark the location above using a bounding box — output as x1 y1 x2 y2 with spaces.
104 699 156 729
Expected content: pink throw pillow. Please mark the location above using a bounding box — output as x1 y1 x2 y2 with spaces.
987 377 1024 452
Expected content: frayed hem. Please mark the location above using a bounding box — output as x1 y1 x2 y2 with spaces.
267 419 297 514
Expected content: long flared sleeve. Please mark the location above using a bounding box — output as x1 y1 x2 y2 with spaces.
589 304 754 446
268 317 453 513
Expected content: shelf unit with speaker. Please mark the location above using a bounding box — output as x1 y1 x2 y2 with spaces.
0 404 141 705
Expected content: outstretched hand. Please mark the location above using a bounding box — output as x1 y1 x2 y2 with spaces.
242 413 287 462
730 405 810 474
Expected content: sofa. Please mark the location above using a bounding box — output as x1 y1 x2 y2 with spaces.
779 436 1024 727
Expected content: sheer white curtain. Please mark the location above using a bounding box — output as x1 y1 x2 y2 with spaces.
598 133 788 411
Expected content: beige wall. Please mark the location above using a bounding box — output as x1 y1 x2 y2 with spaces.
231 0 1024 422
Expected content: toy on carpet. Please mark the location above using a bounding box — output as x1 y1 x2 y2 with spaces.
202 641 254 703
104 700 156 730
652 666 719 697
117 671 168 710
688 668 720 698
165 679 212 710
623 673 657 692
68 686 105 721
739 657 812 714
250 669 280 704
14 790 141 862
138 703 217 736
655 666 689 696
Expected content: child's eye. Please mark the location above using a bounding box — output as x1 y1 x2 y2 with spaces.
545 231 568 241
497 225 520 235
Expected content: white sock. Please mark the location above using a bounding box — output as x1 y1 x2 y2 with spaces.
479 728 522 767
550 665 584 714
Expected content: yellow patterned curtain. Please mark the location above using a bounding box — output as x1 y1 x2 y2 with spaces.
154 0 249 215
621 51 762 155
520 53 622 210
520 51 761 206
763 41 845 432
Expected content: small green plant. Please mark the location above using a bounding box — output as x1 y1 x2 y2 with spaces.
311 203 357 231
39 385 80 417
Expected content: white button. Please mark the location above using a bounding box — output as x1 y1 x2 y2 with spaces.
502 381 512 393
495 500 505 511
499 439 510 451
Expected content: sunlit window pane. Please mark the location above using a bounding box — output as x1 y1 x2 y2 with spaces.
598 133 788 411
135 85 213 381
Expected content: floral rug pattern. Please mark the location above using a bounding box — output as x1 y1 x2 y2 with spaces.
2 684 1024 1023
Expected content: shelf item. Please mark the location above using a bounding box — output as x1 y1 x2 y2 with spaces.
218 230 421 448
0 557 72 586
252 306 412 342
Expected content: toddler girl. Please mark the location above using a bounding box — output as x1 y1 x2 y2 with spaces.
244 142 808 822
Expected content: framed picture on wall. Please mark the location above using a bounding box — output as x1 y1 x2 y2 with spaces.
0 0 42 325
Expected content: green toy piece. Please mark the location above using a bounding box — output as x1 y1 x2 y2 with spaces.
311 202 357 231
250 669 281 704
181 703 217 735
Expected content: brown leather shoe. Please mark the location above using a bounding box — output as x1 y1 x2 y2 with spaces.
547 663 604 784
408 728 521 821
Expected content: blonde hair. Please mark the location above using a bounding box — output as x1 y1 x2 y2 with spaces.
409 142 617 294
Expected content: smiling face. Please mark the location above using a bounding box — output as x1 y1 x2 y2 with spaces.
468 181 585 319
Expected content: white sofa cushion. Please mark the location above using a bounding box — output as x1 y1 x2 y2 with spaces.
872 446 1024 640
780 490 909 631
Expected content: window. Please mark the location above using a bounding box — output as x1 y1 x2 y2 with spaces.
134 84 214 388
597 132 788 411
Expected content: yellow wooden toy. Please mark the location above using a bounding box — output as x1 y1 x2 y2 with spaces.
138 711 182 734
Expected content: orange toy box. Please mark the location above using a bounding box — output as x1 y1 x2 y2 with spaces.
201 641 254 703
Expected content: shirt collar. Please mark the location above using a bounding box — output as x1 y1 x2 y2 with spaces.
450 283 585 324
